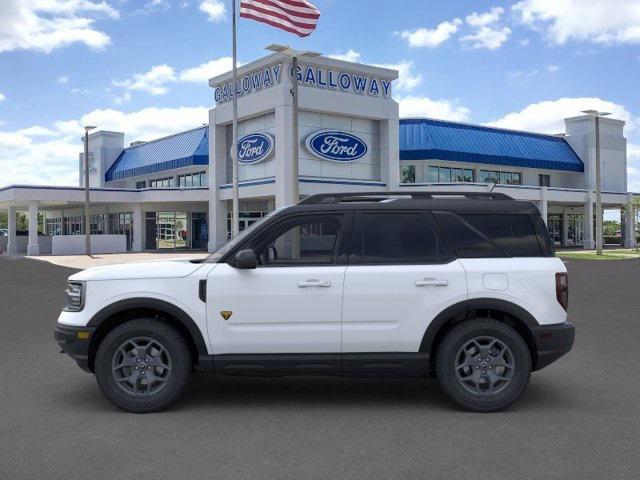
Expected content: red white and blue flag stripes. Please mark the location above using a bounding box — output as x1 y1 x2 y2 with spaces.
239 0 321 37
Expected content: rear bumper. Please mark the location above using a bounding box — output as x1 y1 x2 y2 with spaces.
54 324 95 373
531 322 575 371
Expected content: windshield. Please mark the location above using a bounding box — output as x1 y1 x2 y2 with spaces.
205 207 286 263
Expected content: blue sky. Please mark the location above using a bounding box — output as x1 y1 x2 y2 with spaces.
1 0 639 191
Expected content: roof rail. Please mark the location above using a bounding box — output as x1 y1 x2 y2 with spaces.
298 191 512 205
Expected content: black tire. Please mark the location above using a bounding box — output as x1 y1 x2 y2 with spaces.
435 319 532 412
95 319 192 413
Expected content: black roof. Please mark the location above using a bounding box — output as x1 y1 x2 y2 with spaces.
284 192 540 215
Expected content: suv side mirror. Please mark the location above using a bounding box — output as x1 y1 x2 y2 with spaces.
232 249 258 269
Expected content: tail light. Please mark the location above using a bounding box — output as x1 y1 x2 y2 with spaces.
555 272 569 311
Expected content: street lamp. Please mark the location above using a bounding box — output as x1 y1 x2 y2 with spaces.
581 110 610 255
83 125 96 256
266 44 321 205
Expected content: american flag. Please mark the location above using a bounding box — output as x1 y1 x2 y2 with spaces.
240 0 321 38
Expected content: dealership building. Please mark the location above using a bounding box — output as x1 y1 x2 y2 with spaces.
0 52 637 255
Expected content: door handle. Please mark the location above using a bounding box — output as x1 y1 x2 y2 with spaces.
415 278 448 287
298 279 332 288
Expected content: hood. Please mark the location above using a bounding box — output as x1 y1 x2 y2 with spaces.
69 259 205 282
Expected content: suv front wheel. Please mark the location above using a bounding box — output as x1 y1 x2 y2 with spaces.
95 319 192 413
436 319 532 412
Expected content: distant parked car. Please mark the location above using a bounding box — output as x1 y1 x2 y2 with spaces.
0 229 8 237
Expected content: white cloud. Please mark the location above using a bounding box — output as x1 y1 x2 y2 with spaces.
486 97 635 134
508 64 560 81
513 0 640 45
466 7 504 27
398 96 471 122
199 0 226 22
0 0 119 54
373 60 422 93
57 75 69 84
461 26 511 50
0 106 209 187
328 50 362 63
396 19 463 48
326 53 422 93
179 56 234 82
112 57 235 97
113 64 177 95
520 38 531 46
0 92 5 102
113 91 132 105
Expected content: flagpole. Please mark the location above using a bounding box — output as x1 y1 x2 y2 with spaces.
291 55 299 204
231 0 240 238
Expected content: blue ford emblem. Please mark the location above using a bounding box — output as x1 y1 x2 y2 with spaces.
305 131 368 162
235 133 274 164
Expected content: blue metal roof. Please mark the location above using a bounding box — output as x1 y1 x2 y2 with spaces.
105 126 209 181
399 118 584 172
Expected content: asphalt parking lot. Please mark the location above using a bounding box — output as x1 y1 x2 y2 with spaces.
1 256 639 479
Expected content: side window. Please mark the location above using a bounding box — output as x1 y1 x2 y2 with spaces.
251 216 341 266
354 213 454 264
433 211 503 258
461 214 542 257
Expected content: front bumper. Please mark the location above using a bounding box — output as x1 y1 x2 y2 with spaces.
531 322 575 371
54 324 96 373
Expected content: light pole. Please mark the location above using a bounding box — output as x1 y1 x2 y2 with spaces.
83 125 96 255
266 44 320 205
582 110 610 255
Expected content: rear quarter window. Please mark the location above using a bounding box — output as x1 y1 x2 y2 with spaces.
460 214 542 257
434 211 544 258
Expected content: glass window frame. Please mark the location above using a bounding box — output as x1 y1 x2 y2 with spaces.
349 211 456 266
247 213 348 268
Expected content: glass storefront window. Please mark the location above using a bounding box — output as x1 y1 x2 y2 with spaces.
401 165 416 184
145 211 207 250
177 171 207 188
480 169 521 185
428 166 473 183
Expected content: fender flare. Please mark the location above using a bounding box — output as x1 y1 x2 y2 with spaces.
419 298 539 353
87 298 208 356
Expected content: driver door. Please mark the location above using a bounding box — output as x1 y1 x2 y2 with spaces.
206 213 350 355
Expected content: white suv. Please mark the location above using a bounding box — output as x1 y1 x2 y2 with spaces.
55 192 574 413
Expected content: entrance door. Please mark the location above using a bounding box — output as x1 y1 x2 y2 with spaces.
342 212 467 353
547 214 563 247
567 214 584 246
207 213 348 354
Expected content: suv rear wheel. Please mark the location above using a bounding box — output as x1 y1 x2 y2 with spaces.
435 319 532 412
95 319 192 413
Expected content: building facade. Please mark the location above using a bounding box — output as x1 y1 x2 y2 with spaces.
0 52 637 255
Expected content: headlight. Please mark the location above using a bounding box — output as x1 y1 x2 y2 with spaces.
63 282 85 312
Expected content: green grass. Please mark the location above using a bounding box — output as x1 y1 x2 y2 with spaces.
556 249 640 260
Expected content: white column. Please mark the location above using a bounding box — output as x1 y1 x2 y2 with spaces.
209 115 231 252
584 195 595 250
538 187 548 225
27 203 40 256
132 204 143 252
624 193 636 248
380 114 400 190
7 206 17 255
274 104 295 208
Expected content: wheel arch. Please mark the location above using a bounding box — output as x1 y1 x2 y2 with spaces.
86 298 208 372
420 298 539 371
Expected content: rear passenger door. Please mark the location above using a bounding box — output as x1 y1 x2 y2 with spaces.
341 212 467 353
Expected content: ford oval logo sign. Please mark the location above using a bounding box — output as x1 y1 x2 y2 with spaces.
234 133 274 164
305 130 367 162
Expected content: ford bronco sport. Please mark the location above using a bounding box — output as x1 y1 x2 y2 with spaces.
55 192 574 413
